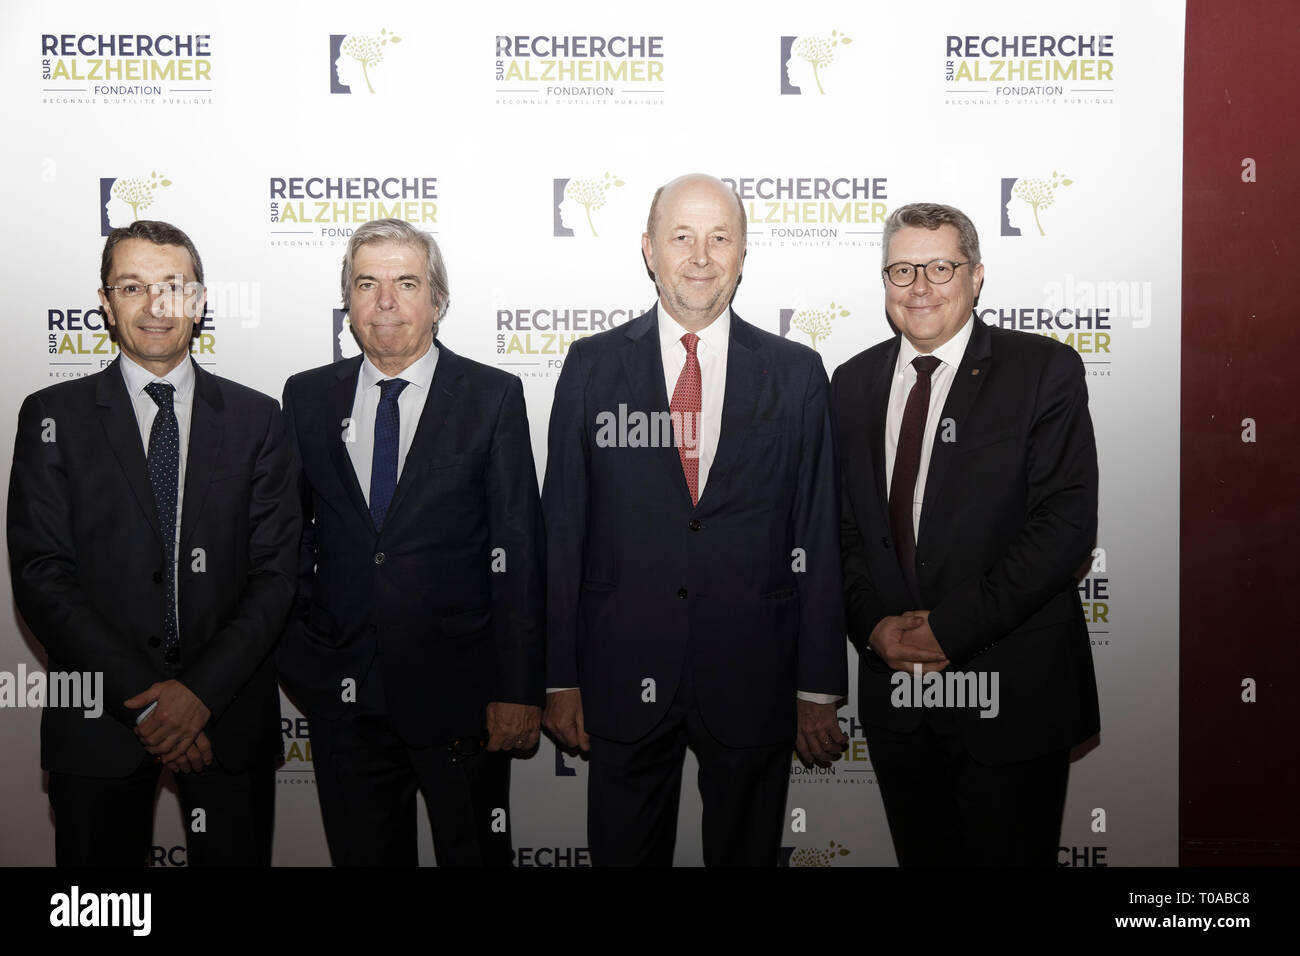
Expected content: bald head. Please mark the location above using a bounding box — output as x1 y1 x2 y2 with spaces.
645 173 747 241
641 173 748 330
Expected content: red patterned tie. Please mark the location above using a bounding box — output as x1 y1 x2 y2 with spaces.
671 332 702 506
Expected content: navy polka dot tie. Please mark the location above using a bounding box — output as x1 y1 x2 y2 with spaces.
144 381 180 657
370 378 409 532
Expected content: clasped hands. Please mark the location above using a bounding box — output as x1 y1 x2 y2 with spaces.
125 679 212 774
869 609 949 674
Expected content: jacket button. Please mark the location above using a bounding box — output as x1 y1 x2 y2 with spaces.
677 588 688 599
147 636 161 648
882 537 890 549
688 519 702 531
374 552 386 565
152 570 162 584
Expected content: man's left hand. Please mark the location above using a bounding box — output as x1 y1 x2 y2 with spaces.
898 609 949 672
795 699 847 767
486 702 541 752
127 680 211 762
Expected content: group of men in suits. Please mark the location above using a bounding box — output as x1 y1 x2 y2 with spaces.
7 173 1099 867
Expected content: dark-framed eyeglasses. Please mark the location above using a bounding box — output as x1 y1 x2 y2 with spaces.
882 259 970 288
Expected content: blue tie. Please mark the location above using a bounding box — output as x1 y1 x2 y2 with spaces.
370 378 409 532
144 381 180 658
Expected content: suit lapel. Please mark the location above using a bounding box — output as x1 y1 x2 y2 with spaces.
179 362 223 550
697 313 761 513
917 316 992 545
96 359 162 543
620 307 693 508
324 356 374 533
382 341 465 528
868 336 901 524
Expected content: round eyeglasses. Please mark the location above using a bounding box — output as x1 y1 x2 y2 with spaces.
883 259 970 287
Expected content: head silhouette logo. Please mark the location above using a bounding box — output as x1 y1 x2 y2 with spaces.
333 309 362 361
1001 171 1073 237
781 30 852 94
553 173 624 237
780 302 848 351
331 28 402 93
100 172 172 235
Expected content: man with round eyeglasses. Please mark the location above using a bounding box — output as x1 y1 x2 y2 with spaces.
833 202 1100 866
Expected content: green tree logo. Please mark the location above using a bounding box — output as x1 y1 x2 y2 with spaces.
1012 170 1073 236
789 840 852 867
791 301 849 351
342 27 402 93
565 172 624 237
793 29 853 94
112 171 171 221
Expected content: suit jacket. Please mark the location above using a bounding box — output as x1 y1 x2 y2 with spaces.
833 318 1100 765
544 306 847 749
276 342 545 748
7 358 300 777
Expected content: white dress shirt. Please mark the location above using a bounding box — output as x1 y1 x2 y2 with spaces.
884 315 976 540
119 354 194 722
346 342 440 504
658 307 729 497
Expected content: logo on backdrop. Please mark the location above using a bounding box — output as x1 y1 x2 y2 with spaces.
553 174 625 237
330 28 403 93
779 30 853 95
279 717 314 784
496 303 638 379
780 841 852 867
100 172 172 235
1000 172 1074 237
944 34 1116 106
268 175 438 246
40 33 214 105
333 309 362 361
779 302 849 351
495 34 666 107
45 300 216 379
721 175 889 249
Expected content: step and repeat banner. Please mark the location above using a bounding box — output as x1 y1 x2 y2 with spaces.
0 0 1183 866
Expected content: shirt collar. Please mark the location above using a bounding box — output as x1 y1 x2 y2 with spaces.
896 313 975 375
360 340 439 392
119 353 195 403
657 305 731 356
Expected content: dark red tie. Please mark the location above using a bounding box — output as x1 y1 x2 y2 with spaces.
889 355 942 602
671 332 702 506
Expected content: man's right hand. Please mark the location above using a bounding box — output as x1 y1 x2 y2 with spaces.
543 689 590 752
868 614 949 673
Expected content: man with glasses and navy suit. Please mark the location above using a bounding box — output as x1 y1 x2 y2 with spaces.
833 202 1100 866
8 219 299 865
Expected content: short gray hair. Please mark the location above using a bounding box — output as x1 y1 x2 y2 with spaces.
341 219 449 319
881 202 981 271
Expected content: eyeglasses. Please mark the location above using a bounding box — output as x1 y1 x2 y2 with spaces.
883 260 970 287
103 280 203 299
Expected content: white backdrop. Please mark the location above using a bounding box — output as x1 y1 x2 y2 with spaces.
0 0 1183 866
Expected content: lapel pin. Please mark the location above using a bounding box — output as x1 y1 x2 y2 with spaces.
971 369 980 375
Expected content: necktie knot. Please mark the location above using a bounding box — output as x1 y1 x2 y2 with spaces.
378 378 409 403
144 381 175 409
912 355 941 379
681 332 699 357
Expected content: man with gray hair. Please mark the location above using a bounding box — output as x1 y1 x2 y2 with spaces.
834 202 1100 866
278 219 545 866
